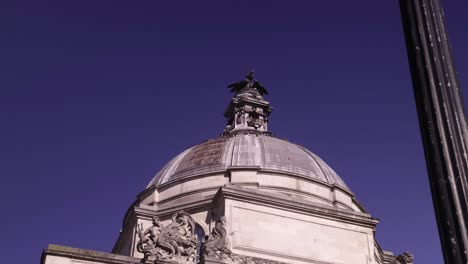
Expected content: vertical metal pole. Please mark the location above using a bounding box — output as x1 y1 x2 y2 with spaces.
399 0 468 263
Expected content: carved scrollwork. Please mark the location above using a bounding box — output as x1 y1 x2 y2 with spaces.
136 211 198 264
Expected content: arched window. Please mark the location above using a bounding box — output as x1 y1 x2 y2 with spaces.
194 224 205 262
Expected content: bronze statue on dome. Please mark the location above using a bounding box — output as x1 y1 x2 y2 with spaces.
227 71 268 96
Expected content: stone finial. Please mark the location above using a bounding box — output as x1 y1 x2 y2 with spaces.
224 72 272 133
394 252 414 264
136 211 198 264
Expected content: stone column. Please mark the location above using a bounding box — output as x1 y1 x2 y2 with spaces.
399 0 468 263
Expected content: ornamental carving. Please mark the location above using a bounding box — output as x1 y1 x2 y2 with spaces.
394 252 414 264
136 211 198 264
202 216 232 260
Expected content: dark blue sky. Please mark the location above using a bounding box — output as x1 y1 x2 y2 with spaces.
1 1 467 263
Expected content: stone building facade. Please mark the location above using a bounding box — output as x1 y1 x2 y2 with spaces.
42 73 413 264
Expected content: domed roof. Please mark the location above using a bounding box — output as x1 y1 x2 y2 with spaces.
148 72 350 192
147 132 349 190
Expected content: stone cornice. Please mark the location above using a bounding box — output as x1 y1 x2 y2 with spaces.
130 187 220 227
122 193 215 228
374 240 396 264
146 170 228 194
43 245 140 264
154 186 221 207
215 184 379 228
136 197 213 218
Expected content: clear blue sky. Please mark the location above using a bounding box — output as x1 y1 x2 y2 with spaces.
1 1 467 264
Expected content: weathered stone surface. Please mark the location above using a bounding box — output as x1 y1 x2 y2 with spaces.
218 185 377 264
201 216 288 264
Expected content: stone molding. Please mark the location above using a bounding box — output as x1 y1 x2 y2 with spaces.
374 241 397 264
214 184 379 228
42 244 141 264
203 255 287 264
140 165 365 218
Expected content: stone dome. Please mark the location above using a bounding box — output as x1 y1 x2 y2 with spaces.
147 132 349 191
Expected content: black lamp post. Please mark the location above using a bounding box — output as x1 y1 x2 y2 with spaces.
399 0 468 263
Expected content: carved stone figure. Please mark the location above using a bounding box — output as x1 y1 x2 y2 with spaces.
136 216 163 256
136 211 198 264
394 252 414 264
202 216 232 260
